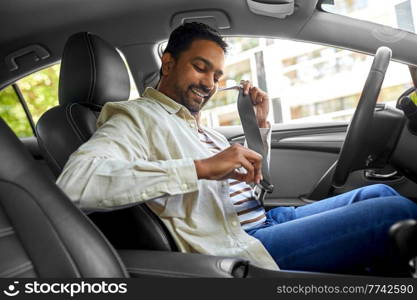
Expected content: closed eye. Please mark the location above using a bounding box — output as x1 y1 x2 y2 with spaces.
193 64 205 72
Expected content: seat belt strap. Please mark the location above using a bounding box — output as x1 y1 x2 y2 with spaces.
237 89 274 206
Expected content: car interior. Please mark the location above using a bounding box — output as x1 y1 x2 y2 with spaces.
1 0 417 278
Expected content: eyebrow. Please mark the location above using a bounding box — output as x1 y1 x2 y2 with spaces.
193 56 224 77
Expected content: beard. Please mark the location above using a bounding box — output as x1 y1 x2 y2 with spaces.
174 84 213 114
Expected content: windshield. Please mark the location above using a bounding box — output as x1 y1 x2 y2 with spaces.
321 0 417 34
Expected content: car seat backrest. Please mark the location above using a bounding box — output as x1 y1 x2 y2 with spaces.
37 32 130 177
0 117 128 277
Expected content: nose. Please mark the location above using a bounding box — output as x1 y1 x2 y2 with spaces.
200 74 215 92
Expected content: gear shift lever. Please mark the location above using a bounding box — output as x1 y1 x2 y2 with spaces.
389 219 417 277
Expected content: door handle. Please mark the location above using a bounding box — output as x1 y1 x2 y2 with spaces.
364 169 398 180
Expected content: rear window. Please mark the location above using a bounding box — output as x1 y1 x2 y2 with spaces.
0 51 139 138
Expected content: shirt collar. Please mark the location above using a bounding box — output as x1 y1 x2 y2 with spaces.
143 87 183 115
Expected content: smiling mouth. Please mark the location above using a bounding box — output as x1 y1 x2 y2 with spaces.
191 88 209 102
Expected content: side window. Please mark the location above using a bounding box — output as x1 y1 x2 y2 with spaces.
0 64 60 137
18 64 60 124
0 86 33 137
0 60 138 138
200 38 413 127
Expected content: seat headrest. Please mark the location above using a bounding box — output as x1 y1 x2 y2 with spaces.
59 32 130 107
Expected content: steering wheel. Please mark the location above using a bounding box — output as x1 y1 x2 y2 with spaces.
332 46 392 187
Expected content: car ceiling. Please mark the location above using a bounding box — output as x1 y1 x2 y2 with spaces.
2 0 417 91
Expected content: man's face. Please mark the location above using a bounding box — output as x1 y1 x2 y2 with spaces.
161 39 225 114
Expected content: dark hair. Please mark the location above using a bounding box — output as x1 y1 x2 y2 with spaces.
159 22 228 76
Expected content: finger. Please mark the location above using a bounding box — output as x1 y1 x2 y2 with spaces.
239 157 255 183
249 152 262 184
240 146 263 163
239 147 263 181
253 163 262 184
249 87 259 105
255 93 264 105
232 144 263 174
251 156 262 184
228 170 248 181
264 95 269 110
245 148 263 184
241 80 251 95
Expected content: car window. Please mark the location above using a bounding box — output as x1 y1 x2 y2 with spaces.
321 0 416 34
0 55 139 138
0 85 33 137
0 64 59 137
18 64 61 124
199 37 413 127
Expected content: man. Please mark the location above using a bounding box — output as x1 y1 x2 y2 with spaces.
57 22 417 274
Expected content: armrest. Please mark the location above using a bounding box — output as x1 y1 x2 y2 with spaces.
246 264 374 278
118 250 374 279
118 250 249 278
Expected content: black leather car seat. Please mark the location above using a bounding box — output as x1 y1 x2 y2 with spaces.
36 32 177 251
0 117 128 277
37 32 130 176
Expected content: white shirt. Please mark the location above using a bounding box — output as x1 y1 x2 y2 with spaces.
57 87 279 270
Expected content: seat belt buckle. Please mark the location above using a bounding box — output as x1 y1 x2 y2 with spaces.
254 179 274 207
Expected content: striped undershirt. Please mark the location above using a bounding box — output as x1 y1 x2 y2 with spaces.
197 127 266 230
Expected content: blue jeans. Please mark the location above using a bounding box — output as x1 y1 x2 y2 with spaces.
246 184 417 275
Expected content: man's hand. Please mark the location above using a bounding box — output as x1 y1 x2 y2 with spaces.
240 80 270 128
194 143 262 184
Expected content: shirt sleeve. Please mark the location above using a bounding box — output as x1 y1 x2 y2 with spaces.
56 109 199 211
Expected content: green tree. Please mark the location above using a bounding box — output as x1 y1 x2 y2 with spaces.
0 86 32 137
0 64 60 137
19 64 60 124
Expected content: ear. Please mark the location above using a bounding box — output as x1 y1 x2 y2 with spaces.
161 52 175 76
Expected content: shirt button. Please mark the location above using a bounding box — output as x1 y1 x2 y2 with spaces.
141 192 147 198
231 221 238 227
182 183 188 190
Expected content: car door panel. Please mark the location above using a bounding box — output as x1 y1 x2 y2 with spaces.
267 148 338 206
218 122 417 206
216 123 347 206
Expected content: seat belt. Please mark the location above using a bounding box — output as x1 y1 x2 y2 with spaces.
236 88 274 206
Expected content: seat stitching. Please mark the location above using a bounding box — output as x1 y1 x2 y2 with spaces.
65 104 88 142
0 261 34 278
69 103 89 141
0 226 14 238
85 33 96 105
126 267 212 278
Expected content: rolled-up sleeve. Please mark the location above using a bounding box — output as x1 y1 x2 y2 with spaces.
56 108 199 210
